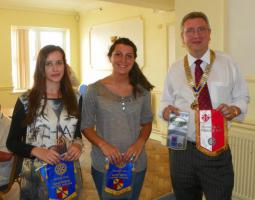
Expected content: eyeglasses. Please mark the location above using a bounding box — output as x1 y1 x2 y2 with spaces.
45 60 64 68
184 26 209 36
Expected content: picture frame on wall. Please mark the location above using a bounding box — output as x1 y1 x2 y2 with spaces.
89 17 144 70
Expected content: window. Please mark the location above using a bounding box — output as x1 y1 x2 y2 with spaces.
11 27 70 90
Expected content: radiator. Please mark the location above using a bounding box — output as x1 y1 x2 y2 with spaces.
229 133 255 200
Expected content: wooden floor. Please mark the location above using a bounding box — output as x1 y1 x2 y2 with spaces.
79 138 173 200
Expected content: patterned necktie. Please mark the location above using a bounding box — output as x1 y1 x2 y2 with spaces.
195 59 212 110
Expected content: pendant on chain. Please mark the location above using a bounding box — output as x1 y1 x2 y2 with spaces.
191 99 198 110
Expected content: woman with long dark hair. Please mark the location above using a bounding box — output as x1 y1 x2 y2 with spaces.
7 45 83 199
81 38 154 199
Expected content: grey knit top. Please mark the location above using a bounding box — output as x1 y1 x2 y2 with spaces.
81 81 153 172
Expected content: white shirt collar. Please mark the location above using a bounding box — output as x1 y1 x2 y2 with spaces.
187 49 211 69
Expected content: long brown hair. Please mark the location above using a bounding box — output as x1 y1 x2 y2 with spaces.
107 37 154 96
24 45 79 125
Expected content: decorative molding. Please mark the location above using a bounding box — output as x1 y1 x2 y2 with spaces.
0 86 13 91
102 0 174 11
89 17 144 70
232 121 255 131
150 132 162 142
150 132 166 144
245 75 255 82
231 196 242 200
0 5 78 16
167 24 176 69
151 127 167 144
151 89 162 95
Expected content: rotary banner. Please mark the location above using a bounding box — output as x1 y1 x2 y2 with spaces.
196 109 228 156
102 159 135 200
39 160 77 200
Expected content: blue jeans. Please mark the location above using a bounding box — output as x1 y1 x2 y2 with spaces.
91 166 146 200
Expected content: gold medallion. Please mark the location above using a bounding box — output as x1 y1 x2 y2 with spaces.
191 100 198 110
184 50 215 111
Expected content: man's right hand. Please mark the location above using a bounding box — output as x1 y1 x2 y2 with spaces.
163 105 180 121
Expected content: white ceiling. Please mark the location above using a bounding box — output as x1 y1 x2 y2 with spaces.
0 0 174 13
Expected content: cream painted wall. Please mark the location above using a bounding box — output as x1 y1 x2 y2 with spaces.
175 0 227 59
227 0 255 76
0 8 80 108
225 0 255 125
79 2 175 91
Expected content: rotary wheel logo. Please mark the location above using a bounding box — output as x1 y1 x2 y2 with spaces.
208 137 216 146
55 163 67 175
113 178 124 190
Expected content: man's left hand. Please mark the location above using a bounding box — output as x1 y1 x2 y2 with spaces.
217 104 240 121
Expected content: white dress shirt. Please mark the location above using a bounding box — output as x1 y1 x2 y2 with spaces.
158 49 249 142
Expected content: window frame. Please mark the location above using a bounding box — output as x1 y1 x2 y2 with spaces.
11 26 70 91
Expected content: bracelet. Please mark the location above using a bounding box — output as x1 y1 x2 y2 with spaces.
73 138 84 148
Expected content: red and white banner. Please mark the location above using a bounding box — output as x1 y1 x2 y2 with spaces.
196 109 228 156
